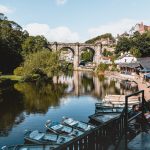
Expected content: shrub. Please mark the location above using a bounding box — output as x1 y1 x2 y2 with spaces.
13 67 23 76
96 63 109 73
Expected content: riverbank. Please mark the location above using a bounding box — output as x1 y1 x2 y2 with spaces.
0 75 22 82
105 71 150 101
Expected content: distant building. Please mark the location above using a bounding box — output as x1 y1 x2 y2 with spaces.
100 56 112 64
118 57 150 75
133 22 150 34
114 53 137 64
95 37 114 46
137 57 150 73
118 32 130 38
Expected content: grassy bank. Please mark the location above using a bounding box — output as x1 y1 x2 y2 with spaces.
0 75 22 81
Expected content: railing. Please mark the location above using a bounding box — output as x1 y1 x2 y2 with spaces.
54 90 148 150
54 115 126 150
54 110 127 150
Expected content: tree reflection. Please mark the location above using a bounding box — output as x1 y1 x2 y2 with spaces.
14 82 68 114
81 74 94 93
0 81 24 136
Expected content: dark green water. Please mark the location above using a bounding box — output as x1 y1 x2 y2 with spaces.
0 71 138 147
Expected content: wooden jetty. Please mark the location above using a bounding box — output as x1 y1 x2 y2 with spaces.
128 132 150 150
103 95 140 106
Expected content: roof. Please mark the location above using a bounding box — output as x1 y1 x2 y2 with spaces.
119 62 140 68
137 57 150 70
117 53 135 60
144 73 150 79
101 56 111 60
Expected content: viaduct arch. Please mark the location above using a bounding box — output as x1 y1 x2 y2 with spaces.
48 42 102 69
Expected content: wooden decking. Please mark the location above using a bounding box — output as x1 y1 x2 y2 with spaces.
128 132 150 150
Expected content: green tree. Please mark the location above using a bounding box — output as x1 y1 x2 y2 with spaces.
96 63 109 73
0 13 28 73
115 37 131 54
85 33 115 44
22 50 61 78
103 49 113 57
81 50 94 62
130 47 141 58
116 31 150 57
21 35 49 56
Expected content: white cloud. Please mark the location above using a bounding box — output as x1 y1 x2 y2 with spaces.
56 0 67 5
88 19 140 38
0 4 13 14
24 23 80 42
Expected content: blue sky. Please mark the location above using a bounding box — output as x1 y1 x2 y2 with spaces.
0 0 150 42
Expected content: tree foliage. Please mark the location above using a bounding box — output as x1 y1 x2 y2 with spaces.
0 13 28 73
0 14 51 74
22 50 61 78
96 63 109 73
102 49 113 57
115 31 150 57
85 33 115 44
22 36 49 56
81 50 94 62
130 47 141 58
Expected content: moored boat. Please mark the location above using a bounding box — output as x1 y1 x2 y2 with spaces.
24 130 73 145
1 144 59 150
89 112 121 125
95 103 123 113
62 117 95 132
45 120 83 137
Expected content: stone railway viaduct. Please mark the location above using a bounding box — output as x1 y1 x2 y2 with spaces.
48 42 103 69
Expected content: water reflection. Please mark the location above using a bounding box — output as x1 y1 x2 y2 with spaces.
0 83 23 136
14 83 67 114
0 71 138 147
53 71 133 98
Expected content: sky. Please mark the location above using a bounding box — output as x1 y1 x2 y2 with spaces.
0 0 150 42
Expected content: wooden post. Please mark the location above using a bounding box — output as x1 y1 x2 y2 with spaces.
125 96 128 150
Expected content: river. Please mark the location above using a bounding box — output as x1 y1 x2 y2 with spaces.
0 71 138 147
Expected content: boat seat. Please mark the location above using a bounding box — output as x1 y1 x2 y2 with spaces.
77 122 88 129
57 137 66 144
51 124 63 130
29 130 44 140
69 121 79 126
63 118 78 126
43 134 57 141
64 118 74 124
61 126 72 133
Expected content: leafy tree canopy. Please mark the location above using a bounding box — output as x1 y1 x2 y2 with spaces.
115 31 150 57
22 50 61 78
0 13 28 73
85 33 115 44
81 49 94 62
21 35 49 56
102 49 113 57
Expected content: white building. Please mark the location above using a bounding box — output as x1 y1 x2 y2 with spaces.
114 53 137 64
99 57 112 64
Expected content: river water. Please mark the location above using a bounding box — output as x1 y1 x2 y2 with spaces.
0 71 138 147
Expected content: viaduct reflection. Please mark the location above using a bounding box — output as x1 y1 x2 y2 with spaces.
53 71 132 99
